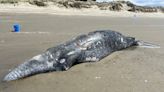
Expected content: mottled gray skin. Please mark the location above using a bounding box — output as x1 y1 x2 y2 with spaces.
3 30 137 81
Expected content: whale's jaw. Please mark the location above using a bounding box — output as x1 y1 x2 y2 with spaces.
3 53 55 81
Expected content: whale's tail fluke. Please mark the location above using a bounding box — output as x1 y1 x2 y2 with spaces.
3 54 55 82
136 40 160 48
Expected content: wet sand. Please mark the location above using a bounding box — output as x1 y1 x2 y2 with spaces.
0 14 164 92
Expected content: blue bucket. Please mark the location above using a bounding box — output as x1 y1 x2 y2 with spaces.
13 24 20 32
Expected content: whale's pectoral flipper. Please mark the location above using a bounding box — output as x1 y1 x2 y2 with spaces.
54 51 81 71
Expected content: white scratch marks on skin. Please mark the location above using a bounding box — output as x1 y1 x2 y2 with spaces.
59 59 69 70
79 47 87 50
47 61 54 67
79 35 102 48
67 51 76 55
60 59 66 64
76 35 103 51
121 37 124 42
96 41 101 45
85 57 99 62
32 54 42 61
86 57 92 61
64 66 69 70
49 53 54 59
92 57 97 61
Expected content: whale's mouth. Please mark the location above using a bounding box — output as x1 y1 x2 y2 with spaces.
137 40 160 48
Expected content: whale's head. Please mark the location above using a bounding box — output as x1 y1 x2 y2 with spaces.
125 37 137 47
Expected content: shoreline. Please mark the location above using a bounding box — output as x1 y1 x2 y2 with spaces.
0 3 164 17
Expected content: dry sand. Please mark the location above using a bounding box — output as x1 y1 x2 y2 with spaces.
0 3 164 17
0 13 164 92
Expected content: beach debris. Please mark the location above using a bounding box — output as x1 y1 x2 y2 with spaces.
13 24 20 32
144 79 148 83
94 76 101 79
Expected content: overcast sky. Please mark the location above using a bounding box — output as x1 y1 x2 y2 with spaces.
96 0 164 6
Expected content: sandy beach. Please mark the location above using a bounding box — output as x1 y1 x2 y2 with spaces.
0 12 164 92
0 3 164 17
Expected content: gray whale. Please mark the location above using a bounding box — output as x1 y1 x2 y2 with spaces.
3 30 158 81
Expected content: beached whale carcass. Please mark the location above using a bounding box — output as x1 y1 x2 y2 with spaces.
3 30 159 81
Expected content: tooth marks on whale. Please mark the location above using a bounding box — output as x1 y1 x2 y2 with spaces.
3 30 159 81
